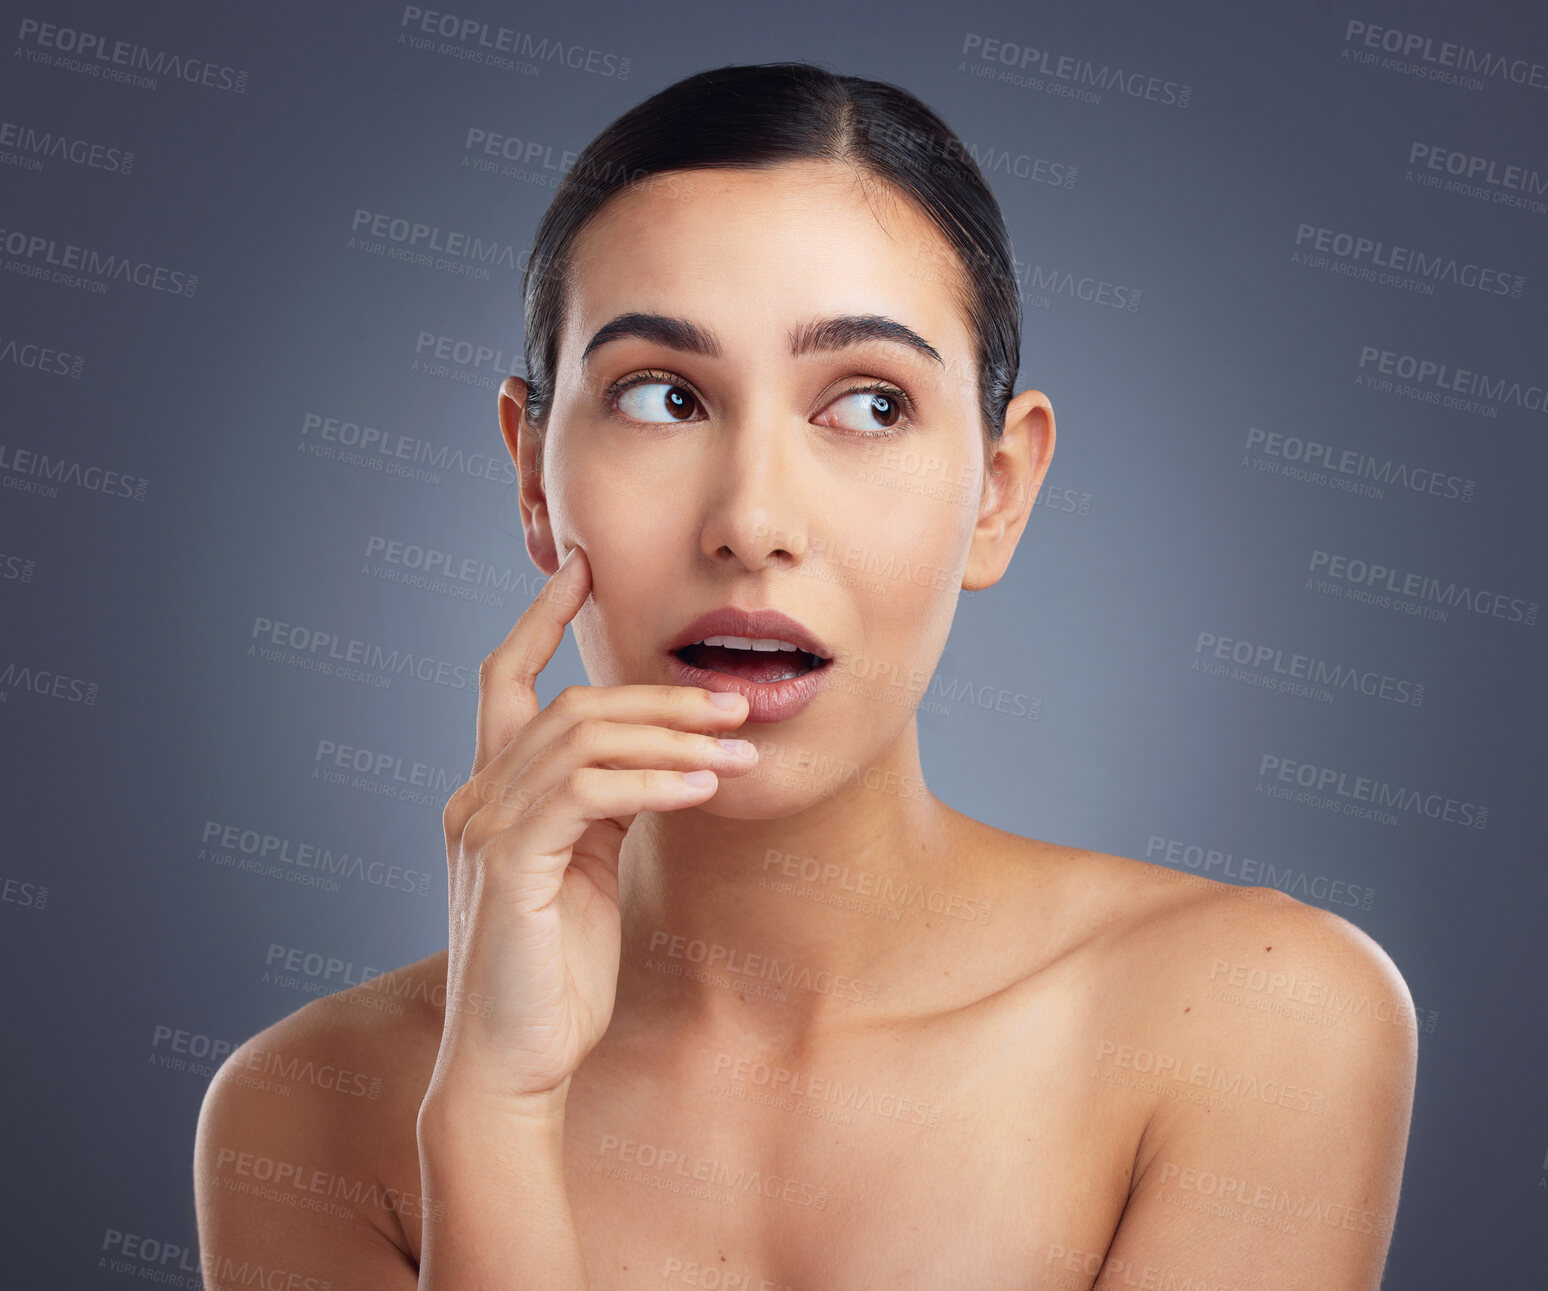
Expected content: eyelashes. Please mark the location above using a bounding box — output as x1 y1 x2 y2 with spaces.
605 369 701 425
836 381 913 436
601 368 917 438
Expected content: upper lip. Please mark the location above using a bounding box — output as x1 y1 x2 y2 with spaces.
667 607 833 660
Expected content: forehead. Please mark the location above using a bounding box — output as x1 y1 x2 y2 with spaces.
560 161 974 366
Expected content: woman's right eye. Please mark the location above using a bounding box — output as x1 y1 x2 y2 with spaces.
615 380 701 423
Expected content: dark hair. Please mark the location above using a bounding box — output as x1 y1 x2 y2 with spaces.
521 61 1022 443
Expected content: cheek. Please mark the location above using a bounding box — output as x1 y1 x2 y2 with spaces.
549 432 668 561
843 468 974 589
831 474 972 682
550 450 689 679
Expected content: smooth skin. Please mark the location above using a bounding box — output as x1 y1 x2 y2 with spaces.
195 160 1416 1290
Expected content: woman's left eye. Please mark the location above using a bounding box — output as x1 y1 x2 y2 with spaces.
818 386 911 436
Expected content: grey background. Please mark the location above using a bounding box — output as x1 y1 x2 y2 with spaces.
1 0 1544 1284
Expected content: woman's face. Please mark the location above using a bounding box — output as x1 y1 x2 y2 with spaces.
512 159 1049 817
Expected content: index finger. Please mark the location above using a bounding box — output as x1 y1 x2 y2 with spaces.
472 545 591 776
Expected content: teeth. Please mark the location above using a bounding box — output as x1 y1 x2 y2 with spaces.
700 635 802 653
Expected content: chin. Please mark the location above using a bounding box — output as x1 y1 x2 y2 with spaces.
692 763 840 821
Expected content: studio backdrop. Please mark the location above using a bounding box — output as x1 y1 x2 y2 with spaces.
1 0 1544 1284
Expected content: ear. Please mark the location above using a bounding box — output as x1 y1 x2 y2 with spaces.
499 377 560 576
962 388 1055 592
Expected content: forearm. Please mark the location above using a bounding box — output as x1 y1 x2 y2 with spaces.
416 1090 590 1290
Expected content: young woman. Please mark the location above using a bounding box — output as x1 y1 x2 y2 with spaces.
195 62 1416 1290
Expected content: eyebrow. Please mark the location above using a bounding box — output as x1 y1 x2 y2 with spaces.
579 311 943 368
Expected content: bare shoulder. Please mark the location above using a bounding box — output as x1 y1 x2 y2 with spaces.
982 843 1422 1277
1031 834 1417 1152
193 950 450 1274
980 822 1417 1072
988 825 1409 1011
990 831 1419 1272
1080 843 1414 1044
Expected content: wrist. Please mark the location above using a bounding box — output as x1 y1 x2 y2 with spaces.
418 1075 572 1143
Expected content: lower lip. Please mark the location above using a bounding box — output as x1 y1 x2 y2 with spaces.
666 652 833 723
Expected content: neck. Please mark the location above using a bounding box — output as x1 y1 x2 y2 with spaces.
614 719 976 1049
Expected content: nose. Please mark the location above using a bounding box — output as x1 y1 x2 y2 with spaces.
696 413 810 571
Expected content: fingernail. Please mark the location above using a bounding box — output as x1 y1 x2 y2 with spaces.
715 739 757 759
709 692 744 710
682 770 717 789
547 551 581 592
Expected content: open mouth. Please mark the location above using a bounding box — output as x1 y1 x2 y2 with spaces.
672 635 831 684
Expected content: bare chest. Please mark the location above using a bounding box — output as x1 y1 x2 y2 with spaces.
400 1010 1141 1290
568 1093 1116 1290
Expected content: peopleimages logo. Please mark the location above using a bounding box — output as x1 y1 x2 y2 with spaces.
299 410 518 486
1193 630 1425 708
1407 142 1548 216
14 17 248 92
1342 19 1548 94
0 336 85 380
411 331 525 380
312 737 464 814
461 127 578 185
1144 836 1375 911
0 553 38 584
1357 345 1548 416
1244 426 1474 504
247 615 481 691
0 660 99 705
0 443 149 502
348 209 523 280
864 121 1078 190
0 120 133 175
1307 549 1537 627
397 6 630 78
1256 755 1487 831
362 533 537 609
960 33 1191 108
0 224 198 298
1292 223 1525 299
200 819 435 896
647 930 882 1006
1013 254 1141 312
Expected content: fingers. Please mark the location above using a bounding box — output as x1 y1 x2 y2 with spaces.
447 686 752 830
473 547 591 776
499 682 748 781
467 717 759 819
473 767 728 899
